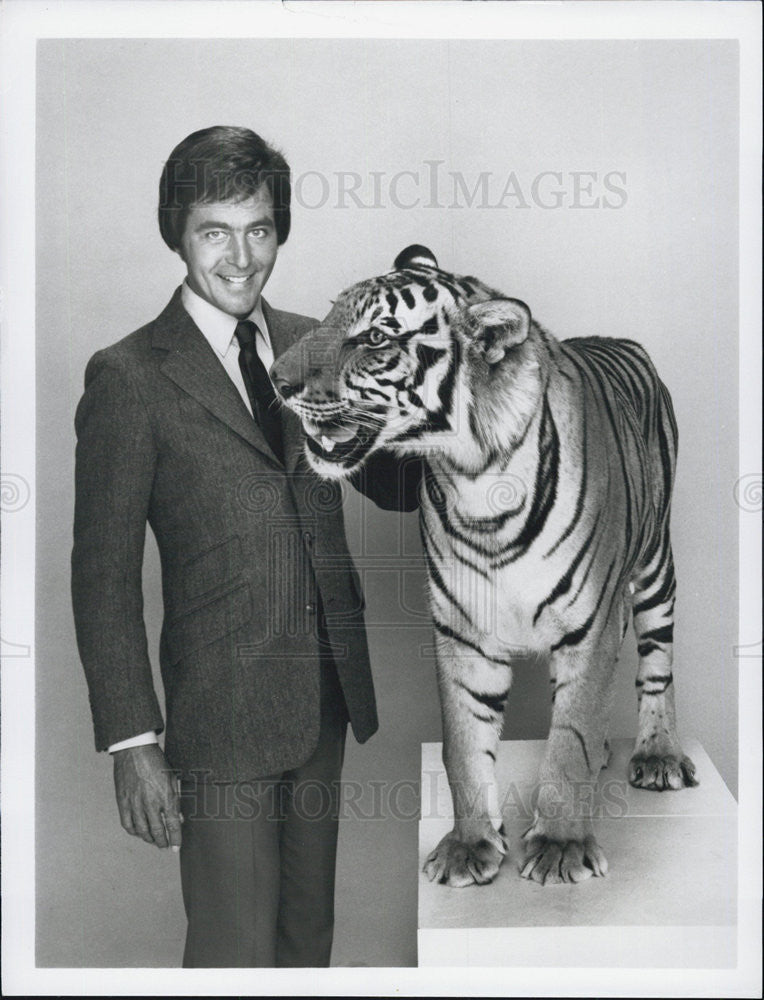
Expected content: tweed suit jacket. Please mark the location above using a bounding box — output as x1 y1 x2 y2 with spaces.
71 288 415 781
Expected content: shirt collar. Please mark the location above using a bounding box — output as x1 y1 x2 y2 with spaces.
180 280 270 358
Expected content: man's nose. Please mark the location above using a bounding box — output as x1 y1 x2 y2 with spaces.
227 234 252 270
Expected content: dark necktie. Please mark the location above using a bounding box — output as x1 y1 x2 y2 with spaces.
234 320 283 461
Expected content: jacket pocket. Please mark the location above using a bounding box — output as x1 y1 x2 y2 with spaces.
182 535 244 604
165 582 252 665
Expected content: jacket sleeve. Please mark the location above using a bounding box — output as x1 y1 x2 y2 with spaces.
350 451 423 512
71 350 164 751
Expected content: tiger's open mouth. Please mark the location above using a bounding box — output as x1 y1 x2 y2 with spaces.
303 419 381 467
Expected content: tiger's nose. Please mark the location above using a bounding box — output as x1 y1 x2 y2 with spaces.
271 374 304 400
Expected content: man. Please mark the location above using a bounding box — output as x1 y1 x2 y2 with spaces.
71 125 418 968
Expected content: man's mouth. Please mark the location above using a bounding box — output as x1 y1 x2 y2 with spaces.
303 419 379 465
219 273 254 285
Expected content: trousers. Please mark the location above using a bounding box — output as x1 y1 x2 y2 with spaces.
178 651 348 967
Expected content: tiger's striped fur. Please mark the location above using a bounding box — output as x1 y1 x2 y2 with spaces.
271 246 698 887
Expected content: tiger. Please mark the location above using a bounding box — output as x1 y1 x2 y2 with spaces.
270 244 698 888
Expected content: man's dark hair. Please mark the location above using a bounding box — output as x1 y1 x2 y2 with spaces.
158 125 291 250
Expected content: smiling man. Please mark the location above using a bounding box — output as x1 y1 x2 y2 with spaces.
71 126 418 968
180 195 276 315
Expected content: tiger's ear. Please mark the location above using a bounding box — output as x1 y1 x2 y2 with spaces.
393 244 438 269
467 298 531 364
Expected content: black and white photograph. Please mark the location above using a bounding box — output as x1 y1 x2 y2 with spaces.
1 1 761 995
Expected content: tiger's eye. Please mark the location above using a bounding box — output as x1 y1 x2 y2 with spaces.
368 329 388 347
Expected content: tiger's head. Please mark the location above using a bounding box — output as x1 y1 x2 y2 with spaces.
271 246 545 478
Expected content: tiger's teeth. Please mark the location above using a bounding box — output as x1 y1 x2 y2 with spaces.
321 435 336 452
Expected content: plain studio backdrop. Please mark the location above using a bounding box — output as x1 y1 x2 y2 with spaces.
35 38 738 967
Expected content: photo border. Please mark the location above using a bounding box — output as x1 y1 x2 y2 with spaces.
1 2 760 996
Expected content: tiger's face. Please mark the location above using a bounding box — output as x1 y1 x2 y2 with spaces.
271 246 535 477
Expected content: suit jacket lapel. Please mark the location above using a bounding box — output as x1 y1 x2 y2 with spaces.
262 299 308 474
153 289 283 467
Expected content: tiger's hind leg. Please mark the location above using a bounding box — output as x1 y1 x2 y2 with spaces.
629 538 698 790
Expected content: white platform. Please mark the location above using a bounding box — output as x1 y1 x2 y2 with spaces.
418 738 737 967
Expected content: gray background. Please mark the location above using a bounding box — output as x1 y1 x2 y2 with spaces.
36 38 738 967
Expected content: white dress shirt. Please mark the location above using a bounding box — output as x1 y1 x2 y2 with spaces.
108 282 275 754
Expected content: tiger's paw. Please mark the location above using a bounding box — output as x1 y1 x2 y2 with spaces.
520 832 608 885
423 824 507 887
628 750 698 791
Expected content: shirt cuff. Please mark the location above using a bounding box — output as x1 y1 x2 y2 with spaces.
108 731 159 753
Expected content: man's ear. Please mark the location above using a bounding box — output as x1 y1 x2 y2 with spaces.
467 298 531 365
393 244 438 270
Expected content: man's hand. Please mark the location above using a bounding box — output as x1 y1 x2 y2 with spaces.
113 744 183 852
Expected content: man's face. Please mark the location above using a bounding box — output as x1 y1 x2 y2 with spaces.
178 187 279 318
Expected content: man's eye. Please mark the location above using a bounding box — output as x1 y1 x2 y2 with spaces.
367 329 388 347
205 230 226 241
248 228 267 239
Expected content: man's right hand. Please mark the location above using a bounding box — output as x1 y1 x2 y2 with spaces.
113 744 183 852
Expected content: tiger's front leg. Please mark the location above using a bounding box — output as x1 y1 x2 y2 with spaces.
521 630 620 885
423 633 512 887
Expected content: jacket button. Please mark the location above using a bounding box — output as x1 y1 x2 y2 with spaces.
305 602 316 614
